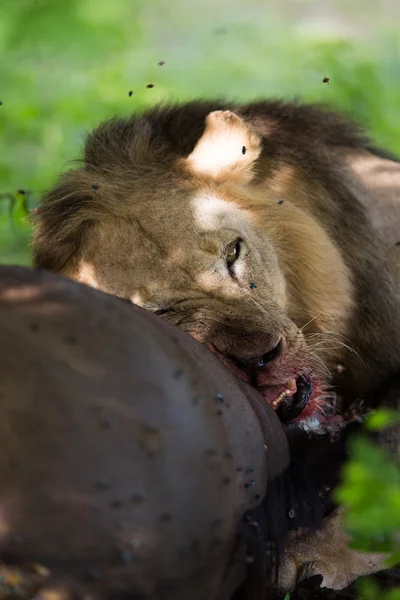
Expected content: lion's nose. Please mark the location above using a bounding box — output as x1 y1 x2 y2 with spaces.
214 329 284 371
256 339 283 367
233 338 283 371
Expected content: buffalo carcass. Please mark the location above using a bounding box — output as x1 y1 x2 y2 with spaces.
0 266 316 600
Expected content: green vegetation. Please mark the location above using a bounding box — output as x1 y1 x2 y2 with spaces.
1 0 400 263
336 410 400 599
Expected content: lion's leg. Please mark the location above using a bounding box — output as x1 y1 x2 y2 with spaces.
278 507 388 591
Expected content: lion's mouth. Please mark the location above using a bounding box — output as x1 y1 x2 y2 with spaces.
210 345 328 424
256 374 324 423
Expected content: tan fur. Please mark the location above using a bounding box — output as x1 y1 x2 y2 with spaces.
343 147 400 280
227 180 354 357
278 508 388 591
186 110 262 183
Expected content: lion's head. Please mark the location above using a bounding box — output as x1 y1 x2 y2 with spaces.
33 103 356 426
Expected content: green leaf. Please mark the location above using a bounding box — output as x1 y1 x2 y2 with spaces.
365 409 400 431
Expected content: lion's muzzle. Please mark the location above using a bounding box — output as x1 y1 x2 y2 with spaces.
211 325 284 373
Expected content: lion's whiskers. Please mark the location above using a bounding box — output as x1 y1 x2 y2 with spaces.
304 330 366 369
307 351 331 378
299 311 324 332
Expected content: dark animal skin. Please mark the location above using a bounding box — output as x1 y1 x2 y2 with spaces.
0 265 397 600
0 265 323 600
270 373 400 600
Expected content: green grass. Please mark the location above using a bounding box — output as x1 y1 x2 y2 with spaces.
1 0 400 264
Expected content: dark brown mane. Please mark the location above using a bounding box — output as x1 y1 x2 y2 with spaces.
32 98 374 271
83 99 373 171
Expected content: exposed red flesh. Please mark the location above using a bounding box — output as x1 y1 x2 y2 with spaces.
209 343 337 425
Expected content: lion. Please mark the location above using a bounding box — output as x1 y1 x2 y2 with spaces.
31 100 400 595
32 99 400 428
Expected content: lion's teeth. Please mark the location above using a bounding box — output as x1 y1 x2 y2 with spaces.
271 389 291 408
286 377 297 391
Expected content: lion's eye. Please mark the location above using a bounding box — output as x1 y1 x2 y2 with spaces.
226 240 241 271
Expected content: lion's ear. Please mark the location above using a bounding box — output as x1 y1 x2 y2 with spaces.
185 110 262 184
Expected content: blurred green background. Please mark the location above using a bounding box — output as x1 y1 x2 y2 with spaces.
1 0 400 264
